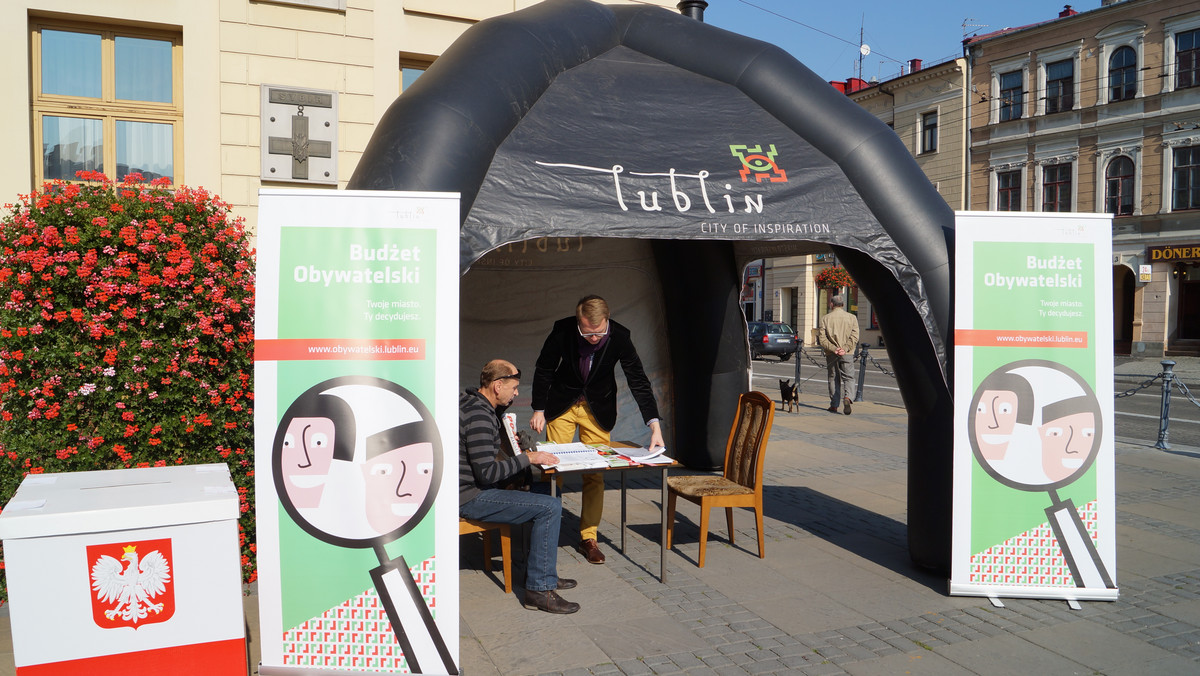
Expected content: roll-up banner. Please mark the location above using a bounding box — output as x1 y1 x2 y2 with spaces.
254 189 461 674
951 212 1116 601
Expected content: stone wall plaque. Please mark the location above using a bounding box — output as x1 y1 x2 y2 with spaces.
261 84 338 185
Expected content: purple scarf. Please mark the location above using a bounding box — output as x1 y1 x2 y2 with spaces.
577 331 609 381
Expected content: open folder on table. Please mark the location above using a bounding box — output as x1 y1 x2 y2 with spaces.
535 442 610 471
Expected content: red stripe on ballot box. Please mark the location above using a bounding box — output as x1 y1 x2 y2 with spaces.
255 338 426 361
18 638 246 676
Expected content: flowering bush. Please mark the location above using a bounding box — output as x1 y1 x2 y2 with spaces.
0 172 256 600
815 265 855 290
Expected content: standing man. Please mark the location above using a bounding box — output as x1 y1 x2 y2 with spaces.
460 359 580 614
817 293 859 415
530 295 664 564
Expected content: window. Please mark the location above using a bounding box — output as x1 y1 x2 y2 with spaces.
997 171 1021 211
1042 163 1072 212
1173 146 1200 211
1108 46 1137 101
1178 28 1200 90
1045 59 1074 114
32 22 181 184
1105 156 1134 216
399 52 434 93
999 70 1023 121
921 112 938 153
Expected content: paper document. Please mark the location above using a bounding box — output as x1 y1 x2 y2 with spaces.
536 442 610 471
635 454 673 465
620 446 667 462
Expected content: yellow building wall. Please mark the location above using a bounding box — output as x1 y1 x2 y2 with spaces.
0 0 673 234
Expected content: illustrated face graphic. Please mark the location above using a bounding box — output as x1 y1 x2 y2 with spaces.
974 389 1019 460
1039 410 1097 483
280 416 336 508
970 361 1101 491
273 376 443 548
362 442 436 535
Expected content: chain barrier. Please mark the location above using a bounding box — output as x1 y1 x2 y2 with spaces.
1175 377 1200 409
797 346 824 369
1115 374 1162 399
867 352 895 377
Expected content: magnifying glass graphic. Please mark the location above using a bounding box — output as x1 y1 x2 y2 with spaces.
968 360 1113 590
273 376 457 674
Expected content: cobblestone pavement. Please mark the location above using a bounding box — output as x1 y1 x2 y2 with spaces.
4 381 1195 675
451 387 1200 676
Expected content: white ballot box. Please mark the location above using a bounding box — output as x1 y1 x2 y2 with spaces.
0 463 247 675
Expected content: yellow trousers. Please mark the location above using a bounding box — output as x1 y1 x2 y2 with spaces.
546 400 609 542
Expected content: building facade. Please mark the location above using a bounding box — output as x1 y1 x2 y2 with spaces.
1 0 672 234
965 0 1200 356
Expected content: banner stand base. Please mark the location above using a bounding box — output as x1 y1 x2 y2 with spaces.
260 665 455 676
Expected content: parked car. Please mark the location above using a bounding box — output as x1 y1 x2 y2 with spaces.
747 321 797 361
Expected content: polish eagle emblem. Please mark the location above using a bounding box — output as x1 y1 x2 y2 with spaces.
89 540 174 628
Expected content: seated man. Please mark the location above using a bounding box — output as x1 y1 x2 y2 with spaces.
459 359 580 614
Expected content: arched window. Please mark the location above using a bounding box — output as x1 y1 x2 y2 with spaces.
1109 46 1137 101
1105 156 1135 216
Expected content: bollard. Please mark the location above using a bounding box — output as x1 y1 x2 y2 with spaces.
855 343 869 402
1156 360 1176 450
793 342 801 392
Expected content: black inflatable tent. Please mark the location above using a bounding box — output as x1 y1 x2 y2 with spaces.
349 0 955 571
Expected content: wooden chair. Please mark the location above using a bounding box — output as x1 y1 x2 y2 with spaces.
666 390 774 568
459 518 512 593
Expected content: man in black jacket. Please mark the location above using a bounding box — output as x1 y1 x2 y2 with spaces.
530 296 664 564
460 359 579 613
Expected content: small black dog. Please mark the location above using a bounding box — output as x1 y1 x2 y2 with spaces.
778 379 798 413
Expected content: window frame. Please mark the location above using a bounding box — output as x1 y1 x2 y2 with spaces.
1041 162 1073 212
30 19 183 185
1044 59 1075 114
1108 46 1138 102
1095 21 1145 105
1172 145 1200 212
998 70 1024 122
920 111 938 154
1035 46 1080 116
1164 14 1200 94
1177 28 1200 90
1104 155 1135 216
997 170 1022 211
398 51 435 94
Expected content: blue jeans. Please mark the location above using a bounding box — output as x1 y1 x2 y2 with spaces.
460 489 562 591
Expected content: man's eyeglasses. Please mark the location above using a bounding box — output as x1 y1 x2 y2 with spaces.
496 370 521 382
577 322 609 338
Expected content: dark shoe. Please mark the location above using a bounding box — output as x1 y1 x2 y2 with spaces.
523 588 580 614
557 578 578 590
578 538 606 564
827 406 839 413
843 397 853 415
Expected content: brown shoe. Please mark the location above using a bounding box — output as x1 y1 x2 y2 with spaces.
843 397 853 415
578 538 605 564
827 406 839 413
557 578 578 590
522 588 580 614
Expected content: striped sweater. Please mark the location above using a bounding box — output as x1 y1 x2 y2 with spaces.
459 388 532 505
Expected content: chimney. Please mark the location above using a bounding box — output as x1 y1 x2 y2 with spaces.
1059 4 1078 17
677 1 708 21
909 58 923 73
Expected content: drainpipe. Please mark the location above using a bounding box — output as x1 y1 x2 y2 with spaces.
677 1 708 21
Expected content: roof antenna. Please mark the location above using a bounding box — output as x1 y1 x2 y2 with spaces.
677 1 708 21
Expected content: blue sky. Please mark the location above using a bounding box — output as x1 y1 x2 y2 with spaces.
702 0 1082 83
